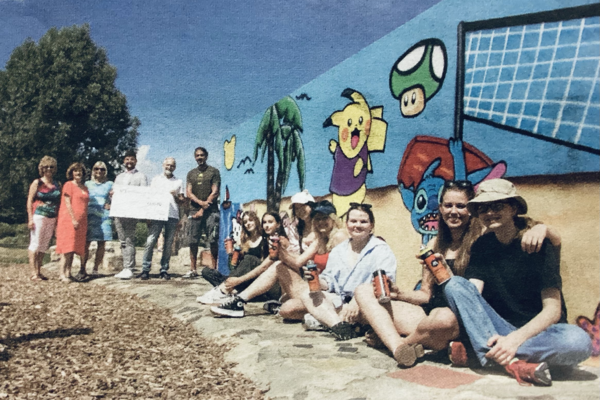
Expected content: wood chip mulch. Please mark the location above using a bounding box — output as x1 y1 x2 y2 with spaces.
0 264 264 399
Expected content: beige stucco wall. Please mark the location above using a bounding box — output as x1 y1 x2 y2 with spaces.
245 172 600 323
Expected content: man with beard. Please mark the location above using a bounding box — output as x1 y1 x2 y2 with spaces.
183 147 220 278
113 150 148 279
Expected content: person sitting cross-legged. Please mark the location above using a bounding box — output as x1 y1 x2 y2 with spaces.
441 179 592 386
297 203 398 340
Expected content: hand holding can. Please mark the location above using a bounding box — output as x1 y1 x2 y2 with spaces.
372 269 391 303
305 261 321 292
231 244 241 267
224 238 234 254
418 246 452 285
269 235 280 260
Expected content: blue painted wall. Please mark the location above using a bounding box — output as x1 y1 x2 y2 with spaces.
222 0 599 205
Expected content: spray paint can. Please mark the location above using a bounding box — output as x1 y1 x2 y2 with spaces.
372 269 391 304
418 246 452 285
305 261 321 292
231 244 241 267
269 235 280 259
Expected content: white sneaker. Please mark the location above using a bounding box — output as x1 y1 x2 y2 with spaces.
302 314 326 331
114 269 133 280
196 287 229 305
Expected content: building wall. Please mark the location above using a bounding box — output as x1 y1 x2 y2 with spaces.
229 0 600 324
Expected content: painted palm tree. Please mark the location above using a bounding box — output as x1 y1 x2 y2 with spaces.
253 96 305 211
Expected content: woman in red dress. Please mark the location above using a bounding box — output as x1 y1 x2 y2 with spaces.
56 163 89 283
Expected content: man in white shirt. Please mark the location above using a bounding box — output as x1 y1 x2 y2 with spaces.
113 150 148 280
138 157 185 280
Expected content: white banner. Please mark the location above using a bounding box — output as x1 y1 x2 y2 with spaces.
109 185 171 221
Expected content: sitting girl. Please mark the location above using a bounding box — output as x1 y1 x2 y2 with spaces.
197 211 286 304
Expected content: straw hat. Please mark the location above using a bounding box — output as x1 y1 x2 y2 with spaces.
467 179 527 216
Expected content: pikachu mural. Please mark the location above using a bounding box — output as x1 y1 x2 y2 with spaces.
323 89 387 216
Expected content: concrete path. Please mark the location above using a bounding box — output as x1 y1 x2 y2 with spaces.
46 249 600 400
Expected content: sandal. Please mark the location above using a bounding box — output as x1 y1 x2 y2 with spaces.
73 273 88 282
59 276 72 284
329 322 359 341
30 275 43 282
393 343 425 367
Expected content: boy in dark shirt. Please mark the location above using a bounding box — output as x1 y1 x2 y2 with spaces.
441 179 591 386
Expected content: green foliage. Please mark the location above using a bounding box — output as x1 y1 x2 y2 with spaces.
253 96 305 211
0 24 139 223
0 223 28 240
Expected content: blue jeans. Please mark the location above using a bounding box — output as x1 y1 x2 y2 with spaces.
142 218 179 273
443 276 592 367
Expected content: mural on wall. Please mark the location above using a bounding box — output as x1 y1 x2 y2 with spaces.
323 89 388 216
398 136 507 244
224 135 236 170
576 302 600 357
390 38 447 118
253 96 306 212
454 4 600 155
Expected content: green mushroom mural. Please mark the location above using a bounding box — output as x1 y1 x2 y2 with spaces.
389 38 447 118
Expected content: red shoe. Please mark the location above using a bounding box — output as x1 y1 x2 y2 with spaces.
448 341 469 367
504 359 552 386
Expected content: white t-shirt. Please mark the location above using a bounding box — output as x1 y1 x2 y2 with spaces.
150 174 184 220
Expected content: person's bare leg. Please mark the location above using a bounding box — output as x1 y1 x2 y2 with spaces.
354 283 426 353
93 241 106 273
65 253 74 278
36 252 47 279
28 250 37 278
404 307 459 350
279 298 306 320
237 262 280 301
189 244 198 272
80 241 92 276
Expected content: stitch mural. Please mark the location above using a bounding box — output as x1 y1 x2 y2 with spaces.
390 38 448 118
323 89 387 216
398 136 507 244
253 96 306 212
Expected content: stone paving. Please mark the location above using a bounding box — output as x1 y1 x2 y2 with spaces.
46 246 600 400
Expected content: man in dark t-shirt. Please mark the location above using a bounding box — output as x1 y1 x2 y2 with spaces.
183 146 220 278
442 179 591 386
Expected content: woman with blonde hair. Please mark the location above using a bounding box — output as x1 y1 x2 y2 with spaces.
78 161 113 279
55 162 89 282
26 156 61 281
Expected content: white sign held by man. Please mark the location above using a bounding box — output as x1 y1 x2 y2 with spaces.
110 185 171 221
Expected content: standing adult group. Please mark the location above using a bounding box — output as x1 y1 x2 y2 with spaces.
26 146 221 283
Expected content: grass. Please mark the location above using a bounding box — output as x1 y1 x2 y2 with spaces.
0 246 29 265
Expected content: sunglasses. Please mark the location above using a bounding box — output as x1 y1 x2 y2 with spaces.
476 201 509 214
444 180 473 189
93 168 107 172
349 202 372 209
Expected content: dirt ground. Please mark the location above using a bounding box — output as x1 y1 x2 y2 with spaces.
0 263 264 399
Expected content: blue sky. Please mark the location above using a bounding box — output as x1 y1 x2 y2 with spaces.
0 0 443 177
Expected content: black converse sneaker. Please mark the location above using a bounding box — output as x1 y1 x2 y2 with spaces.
210 295 246 317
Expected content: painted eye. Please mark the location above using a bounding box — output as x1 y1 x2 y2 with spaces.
437 185 444 208
403 94 409 107
415 188 428 213
347 119 352 127
411 91 417 104
359 116 363 125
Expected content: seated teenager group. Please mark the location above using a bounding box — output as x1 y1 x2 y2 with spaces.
196 180 592 386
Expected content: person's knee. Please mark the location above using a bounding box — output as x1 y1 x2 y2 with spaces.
429 308 459 331
442 276 472 298
353 283 374 303
556 325 593 360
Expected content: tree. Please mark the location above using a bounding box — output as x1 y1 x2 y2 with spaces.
253 96 305 212
0 24 139 223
